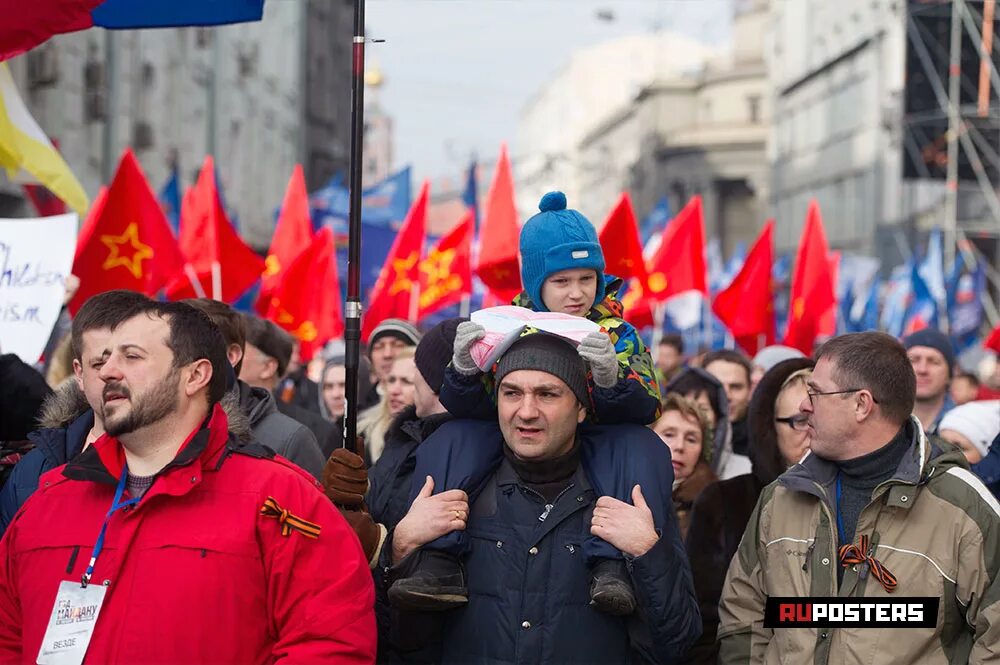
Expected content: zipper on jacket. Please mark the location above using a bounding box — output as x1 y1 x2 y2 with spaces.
522 483 576 522
802 542 815 573
538 504 554 522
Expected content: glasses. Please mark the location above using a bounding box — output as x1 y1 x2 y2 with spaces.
806 388 879 404
775 414 810 431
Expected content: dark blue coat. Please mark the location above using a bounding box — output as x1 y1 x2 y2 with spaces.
0 409 92 535
384 420 701 664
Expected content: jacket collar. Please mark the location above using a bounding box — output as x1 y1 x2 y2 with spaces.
62 403 231 488
779 416 930 506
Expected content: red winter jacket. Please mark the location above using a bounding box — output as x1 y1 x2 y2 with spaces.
0 403 376 664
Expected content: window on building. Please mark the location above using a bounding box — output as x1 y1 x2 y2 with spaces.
747 95 761 124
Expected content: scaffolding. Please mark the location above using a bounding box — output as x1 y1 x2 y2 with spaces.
903 0 1000 326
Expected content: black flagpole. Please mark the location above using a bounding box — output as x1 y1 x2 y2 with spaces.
343 0 366 452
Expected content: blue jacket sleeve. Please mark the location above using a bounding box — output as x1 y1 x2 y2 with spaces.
972 432 1000 497
438 366 498 421
627 509 702 664
0 447 46 536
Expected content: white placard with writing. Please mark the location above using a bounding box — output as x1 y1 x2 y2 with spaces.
0 214 77 363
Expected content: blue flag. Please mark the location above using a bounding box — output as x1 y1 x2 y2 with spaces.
158 166 181 233
91 0 265 28
640 197 671 245
903 261 939 335
881 264 912 338
311 166 413 230
948 258 986 352
463 162 478 228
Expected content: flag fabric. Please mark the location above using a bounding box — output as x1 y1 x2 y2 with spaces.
598 192 649 287
712 220 775 355
838 255 881 334
645 195 708 303
23 183 67 216
880 263 912 338
783 200 836 354
158 163 181 232
311 166 413 229
267 227 342 362
475 144 521 302
640 196 671 245
257 164 314 314
463 161 479 228
0 64 88 216
166 156 264 303
818 252 841 338
418 210 474 320
919 228 947 306
361 181 429 341
0 0 264 61
902 263 937 336
947 257 986 352
69 149 185 314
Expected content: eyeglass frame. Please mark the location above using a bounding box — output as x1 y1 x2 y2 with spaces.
805 388 879 404
775 414 810 431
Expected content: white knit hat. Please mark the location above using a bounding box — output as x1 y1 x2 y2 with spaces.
939 401 1000 457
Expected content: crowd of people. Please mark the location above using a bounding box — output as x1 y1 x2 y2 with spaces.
1 192 999 663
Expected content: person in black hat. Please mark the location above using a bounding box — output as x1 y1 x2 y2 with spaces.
381 332 699 664
362 318 422 410
903 328 956 432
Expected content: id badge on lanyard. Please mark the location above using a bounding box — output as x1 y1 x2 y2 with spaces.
37 470 138 665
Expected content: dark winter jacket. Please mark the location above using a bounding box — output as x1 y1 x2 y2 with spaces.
0 382 91 535
673 461 717 540
0 354 53 441
275 399 338 458
237 380 326 480
383 419 701 665
368 405 453 531
365 404 452 664
439 277 662 426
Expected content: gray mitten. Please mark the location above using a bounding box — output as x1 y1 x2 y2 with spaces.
452 321 486 376
577 331 619 388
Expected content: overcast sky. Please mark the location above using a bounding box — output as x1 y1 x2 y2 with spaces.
366 0 733 184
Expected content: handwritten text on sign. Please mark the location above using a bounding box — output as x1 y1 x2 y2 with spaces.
0 214 77 363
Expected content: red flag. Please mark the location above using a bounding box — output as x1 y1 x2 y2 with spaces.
476 144 521 301
267 227 343 362
257 164 314 314
599 192 648 286
69 149 185 314
361 181 429 341
818 252 840 338
783 200 836 354
646 196 708 302
166 156 264 303
620 279 655 329
418 209 473 320
713 220 775 355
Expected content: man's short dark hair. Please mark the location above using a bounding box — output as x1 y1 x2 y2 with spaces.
112 301 230 407
815 332 916 426
182 298 247 375
243 315 295 377
702 349 752 384
660 333 684 354
71 290 151 359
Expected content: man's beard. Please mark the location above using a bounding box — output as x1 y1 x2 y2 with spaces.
102 367 180 437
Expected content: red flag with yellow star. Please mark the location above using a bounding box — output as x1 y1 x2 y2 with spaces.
417 209 473 320
645 195 708 303
475 144 521 301
69 149 185 315
266 226 342 361
165 156 264 303
257 164 314 315
783 200 836 354
712 220 775 355
361 180 429 341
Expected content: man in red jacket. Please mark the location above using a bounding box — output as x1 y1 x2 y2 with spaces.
0 299 376 664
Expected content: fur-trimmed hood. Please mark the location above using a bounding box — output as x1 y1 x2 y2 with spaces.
35 379 252 442
37 380 90 430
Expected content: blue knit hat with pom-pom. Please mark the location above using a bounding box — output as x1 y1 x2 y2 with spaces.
519 191 606 312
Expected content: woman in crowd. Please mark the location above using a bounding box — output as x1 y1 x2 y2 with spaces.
652 393 716 538
681 356 814 665
357 348 416 466
317 353 372 458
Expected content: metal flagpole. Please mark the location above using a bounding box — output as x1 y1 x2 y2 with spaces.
343 0 367 453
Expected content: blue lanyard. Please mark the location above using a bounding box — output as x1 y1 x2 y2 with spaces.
835 474 846 546
81 469 140 587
